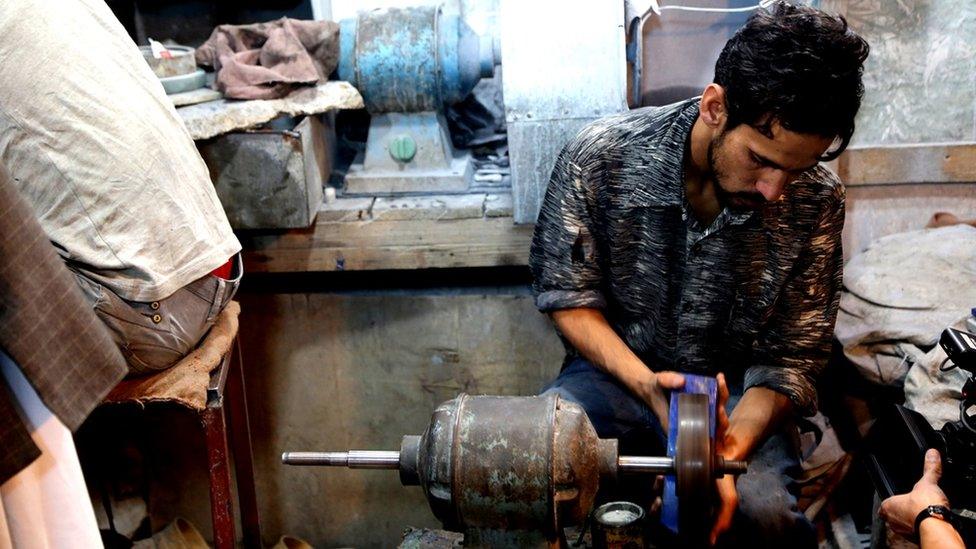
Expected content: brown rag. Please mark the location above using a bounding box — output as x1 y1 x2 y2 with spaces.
196 18 339 100
103 301 241 411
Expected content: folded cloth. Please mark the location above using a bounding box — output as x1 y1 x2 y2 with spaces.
196 18 339 100
834 225 976 386
903 316 972 430
0 166 126 483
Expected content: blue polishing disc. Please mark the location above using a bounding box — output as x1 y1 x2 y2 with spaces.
661 374 717 533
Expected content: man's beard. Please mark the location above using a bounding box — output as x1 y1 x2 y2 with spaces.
707 133 766 212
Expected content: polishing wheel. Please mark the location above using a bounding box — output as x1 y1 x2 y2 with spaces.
675 392 713 540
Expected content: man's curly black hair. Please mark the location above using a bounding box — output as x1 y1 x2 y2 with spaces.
714 2 870 161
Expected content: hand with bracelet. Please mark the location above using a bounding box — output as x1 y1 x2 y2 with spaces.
878 448 964 548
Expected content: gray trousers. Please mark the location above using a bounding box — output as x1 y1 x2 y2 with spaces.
72 256 241 375
542 357 816 548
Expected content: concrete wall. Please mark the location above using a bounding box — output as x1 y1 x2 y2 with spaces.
846 0 976 146
843 183 976 260
841 0 976 256
637 0 976 145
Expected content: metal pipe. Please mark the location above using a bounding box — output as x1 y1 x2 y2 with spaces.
281 451 401 469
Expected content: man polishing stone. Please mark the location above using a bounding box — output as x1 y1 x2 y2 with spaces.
530 2 869 545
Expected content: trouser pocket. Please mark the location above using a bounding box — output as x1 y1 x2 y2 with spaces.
93 279 217 376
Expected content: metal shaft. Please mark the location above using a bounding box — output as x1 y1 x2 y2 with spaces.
618 455 748 475
281 451 400 469
618 455 674 474
717 457 749 475
282 451 748 476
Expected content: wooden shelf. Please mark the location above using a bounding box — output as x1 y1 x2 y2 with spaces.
833 142 976 186
240 193 533 273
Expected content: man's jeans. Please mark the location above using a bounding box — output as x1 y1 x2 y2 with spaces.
72 255 241 375
541 357 816 548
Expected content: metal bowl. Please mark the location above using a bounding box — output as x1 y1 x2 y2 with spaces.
139 45 197 78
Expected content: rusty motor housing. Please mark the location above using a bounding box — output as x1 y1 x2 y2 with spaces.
397 393 617 541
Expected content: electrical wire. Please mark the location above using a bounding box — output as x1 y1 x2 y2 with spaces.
960 398 976 433
644 0 777 18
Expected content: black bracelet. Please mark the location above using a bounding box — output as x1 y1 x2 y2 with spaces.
914 505 952 539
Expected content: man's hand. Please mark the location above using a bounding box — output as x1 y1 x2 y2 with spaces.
710 373 737 545
879 449 950 536
708 380 792 545
636 370 685 430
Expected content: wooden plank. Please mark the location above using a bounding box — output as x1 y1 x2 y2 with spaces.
241 216 534 273
835 142 976 186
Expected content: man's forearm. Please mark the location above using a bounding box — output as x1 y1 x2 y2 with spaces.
723 386 793 461
550 307 689 429
550 308 654 393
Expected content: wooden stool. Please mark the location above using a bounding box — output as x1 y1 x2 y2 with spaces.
101 302 260 549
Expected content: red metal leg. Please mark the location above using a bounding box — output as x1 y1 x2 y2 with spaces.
201 404 235 549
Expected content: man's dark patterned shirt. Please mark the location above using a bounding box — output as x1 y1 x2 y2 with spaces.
529 98 844 415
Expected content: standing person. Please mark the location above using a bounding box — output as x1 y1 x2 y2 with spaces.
530 2 869 545
0 0 242 375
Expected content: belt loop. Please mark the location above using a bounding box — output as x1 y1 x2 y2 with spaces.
207 254 242 323
205 276 225 324
224 253 243 304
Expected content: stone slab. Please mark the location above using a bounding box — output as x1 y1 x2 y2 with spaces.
169 86 222 108
370 194 486 222
178 81 364 140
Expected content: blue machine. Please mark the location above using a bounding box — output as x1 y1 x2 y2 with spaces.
338 5 500 195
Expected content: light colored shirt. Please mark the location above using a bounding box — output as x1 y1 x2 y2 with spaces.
0 0 241 302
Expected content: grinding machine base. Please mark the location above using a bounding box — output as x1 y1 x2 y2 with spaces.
343 112 475 195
